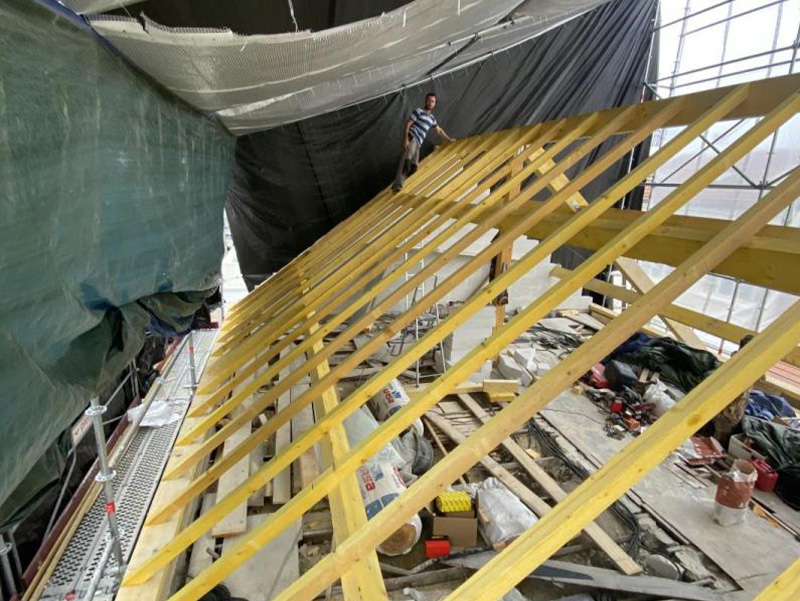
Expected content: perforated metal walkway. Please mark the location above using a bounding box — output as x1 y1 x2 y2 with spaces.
41 330 216 601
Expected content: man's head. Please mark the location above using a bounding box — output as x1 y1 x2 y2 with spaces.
425 92 436 111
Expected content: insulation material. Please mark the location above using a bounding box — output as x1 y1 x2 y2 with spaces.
87 0 611 132
226 0 657 284
0 0 233 514
357 462 423 555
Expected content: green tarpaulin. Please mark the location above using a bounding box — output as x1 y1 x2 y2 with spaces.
0 0 234 522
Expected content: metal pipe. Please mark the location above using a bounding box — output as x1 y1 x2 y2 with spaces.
684 0 788 37
44 450 77 535
7 532 21 586
670 58 798 89
86 397 124 567
0 535 17 598
103 371 132 409
187 330 197 390
651 44 796 83
83 538 114 601
655 0 735 31
130 359 140 401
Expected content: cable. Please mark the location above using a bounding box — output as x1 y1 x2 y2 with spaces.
286 0 299 32
527 418 642 556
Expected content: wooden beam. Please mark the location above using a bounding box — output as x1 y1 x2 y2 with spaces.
131 88 740 565
750 556 800 601
392 197 800 297
455 394 641 575
442 306 800 601
615 257 707 349
229 90 800 601
306 322 388 601
553 268 800 370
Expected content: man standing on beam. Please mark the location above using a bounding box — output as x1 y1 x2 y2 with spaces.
392 92 455 192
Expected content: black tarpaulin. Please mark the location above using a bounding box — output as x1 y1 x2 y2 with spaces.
227 0 658 288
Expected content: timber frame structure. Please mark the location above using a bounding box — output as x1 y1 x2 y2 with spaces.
120 73 800 601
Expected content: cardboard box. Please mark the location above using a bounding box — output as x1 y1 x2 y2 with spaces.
728 434 767 462
432 515 478 548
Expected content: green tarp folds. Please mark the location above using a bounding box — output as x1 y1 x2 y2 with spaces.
0 0 234 523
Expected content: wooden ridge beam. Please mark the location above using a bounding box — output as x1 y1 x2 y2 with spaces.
392 195 800 297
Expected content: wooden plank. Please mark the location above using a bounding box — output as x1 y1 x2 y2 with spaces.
247 442 267 507
424 411 559 520
750 556 800 601
221 514 301 601
272 390 292 505
422 416 468 487
444 555 720 601
210 424 250 537
211 365 265 538
118 335 220 600
306 324 389 601
456 393 641 575
187 494 216 578
290 383 318 495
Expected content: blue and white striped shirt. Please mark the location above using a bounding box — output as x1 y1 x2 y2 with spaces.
408 108 437 145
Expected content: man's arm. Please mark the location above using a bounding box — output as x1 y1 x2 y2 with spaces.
403 118 414 147
436 125 455 143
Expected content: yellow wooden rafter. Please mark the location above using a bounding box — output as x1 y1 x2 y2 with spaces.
117 74 800 601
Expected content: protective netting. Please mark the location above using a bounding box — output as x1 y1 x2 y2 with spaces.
0 0 234 517
87 0 610 133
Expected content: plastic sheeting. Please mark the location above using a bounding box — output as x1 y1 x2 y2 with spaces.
227 0 657 285
87 0 611 132
0 0 234 512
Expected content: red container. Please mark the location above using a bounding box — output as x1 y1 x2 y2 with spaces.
588 363 611 389
751 459 779 492
425 537 451 558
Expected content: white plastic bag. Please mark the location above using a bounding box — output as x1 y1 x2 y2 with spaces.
645 380 676 417
475 478 537 546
